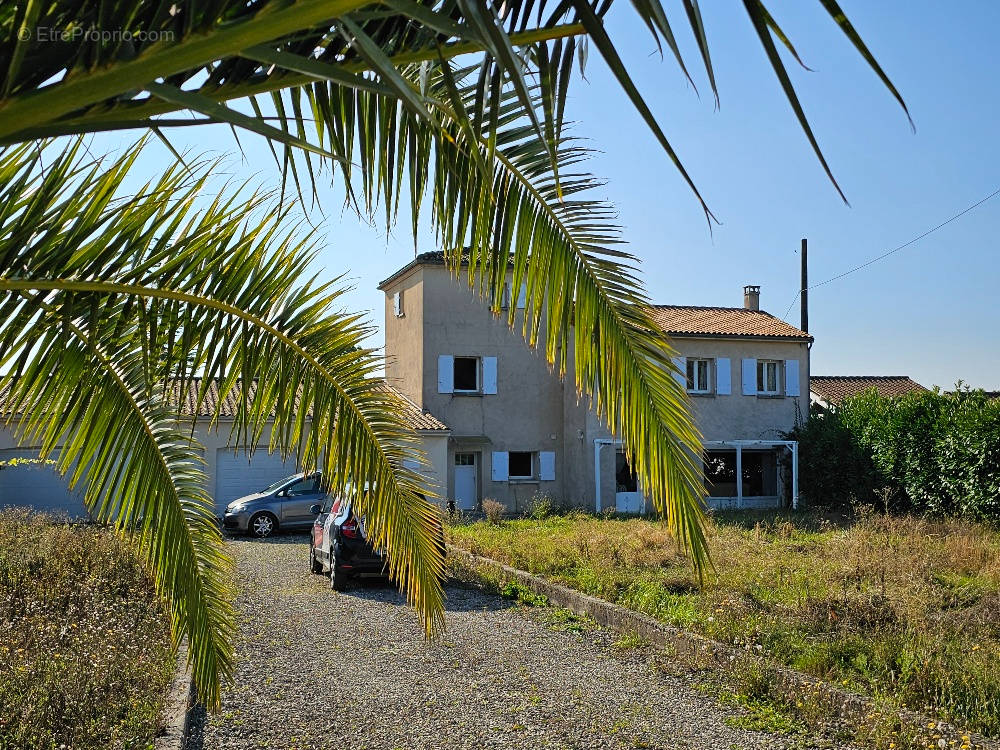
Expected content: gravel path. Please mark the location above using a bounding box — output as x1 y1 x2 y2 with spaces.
185 536 845 750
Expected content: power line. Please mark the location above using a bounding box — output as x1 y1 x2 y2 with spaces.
782 185 1000 321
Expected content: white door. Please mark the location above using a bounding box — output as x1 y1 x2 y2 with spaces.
214 448 297 513
453 452 477 510
615 451 643 514
0 448 89 518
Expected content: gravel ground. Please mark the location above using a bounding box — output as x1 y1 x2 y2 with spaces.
185 535 850 750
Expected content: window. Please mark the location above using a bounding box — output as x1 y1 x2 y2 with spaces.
455 453 475 466
499 281 511 310
507 451 534 479
453 357 479 392
392 290 404 317
686 358 712 393
741 451 778 497
287 475 320 495
757 360 781 395
439 355 497 394
704 450 738 497
615 451 638 492
703 449 779 498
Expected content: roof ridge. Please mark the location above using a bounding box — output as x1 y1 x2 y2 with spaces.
812 375 917 380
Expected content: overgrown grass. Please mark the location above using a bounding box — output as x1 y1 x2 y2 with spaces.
448 508 1000 738
0 509 175 750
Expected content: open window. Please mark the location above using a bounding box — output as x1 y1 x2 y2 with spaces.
507 451 534 479
453 357 479 392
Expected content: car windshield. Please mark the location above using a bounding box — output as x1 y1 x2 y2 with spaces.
261 474 300 494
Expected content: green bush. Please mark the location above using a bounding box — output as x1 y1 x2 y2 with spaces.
792 387 1000 519
0 509 174 750
786 408 879 507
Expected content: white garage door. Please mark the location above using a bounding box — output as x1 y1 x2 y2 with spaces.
0 448 89 519
214 448 298 512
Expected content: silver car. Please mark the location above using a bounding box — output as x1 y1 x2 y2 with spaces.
222 472 325 537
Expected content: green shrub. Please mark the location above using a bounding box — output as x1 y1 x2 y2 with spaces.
527 493 555 520
792 387 1000 520
0 509 174 750
786 408 879 508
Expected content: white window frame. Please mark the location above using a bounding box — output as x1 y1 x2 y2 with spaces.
452 356 480 393
757 359 782 396
507 451 535 480
686 358 712 394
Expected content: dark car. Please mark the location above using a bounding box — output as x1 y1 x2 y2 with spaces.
309 493 447 591
308 494 385 590
222 472 325 537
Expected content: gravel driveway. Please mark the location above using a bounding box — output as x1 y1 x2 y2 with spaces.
185 536 845 750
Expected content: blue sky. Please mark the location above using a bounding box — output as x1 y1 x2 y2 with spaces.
95 1 1000 389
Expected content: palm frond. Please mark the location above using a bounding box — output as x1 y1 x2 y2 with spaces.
0 141 446 703
288 65 712 565
0 1 909 207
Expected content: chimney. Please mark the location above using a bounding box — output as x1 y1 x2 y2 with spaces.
743 285 760 311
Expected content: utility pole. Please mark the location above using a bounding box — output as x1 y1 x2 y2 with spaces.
800 238 809 333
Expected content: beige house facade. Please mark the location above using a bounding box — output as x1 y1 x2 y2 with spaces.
380 253 812 515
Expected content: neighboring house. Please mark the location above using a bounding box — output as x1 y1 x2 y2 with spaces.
809 375 927 409
0 379 449 518
379 252 812 514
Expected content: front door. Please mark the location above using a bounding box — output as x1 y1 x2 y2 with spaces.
615 451 643 513
454 453 478 510
281 474 324 525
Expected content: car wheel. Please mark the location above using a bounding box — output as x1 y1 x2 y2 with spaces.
249 512 277 538
309 541 323 574
330 549 348 591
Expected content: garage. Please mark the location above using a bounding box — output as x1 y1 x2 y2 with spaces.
214 447 298 513
0 448 89 519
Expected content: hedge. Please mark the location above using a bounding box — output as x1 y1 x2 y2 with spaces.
788 387 1000 519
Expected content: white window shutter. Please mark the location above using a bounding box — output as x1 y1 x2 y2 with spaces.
516 282 527 309
392 291 403 317
437 355 454 394
491 451 509 481
482 356 498 394
539 451 556 481
672 356 686 386
785 359 800 396
742 358 757 395
716 358 732 395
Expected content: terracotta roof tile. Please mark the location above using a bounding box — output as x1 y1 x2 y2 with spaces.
810 376 927 404
647 305 811 341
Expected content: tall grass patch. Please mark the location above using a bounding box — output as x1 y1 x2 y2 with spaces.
0 509 175 749
448 510 1000 737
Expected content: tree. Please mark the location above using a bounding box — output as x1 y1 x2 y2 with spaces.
0 1 908 706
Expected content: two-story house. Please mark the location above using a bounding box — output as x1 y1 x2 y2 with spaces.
379 252 812 514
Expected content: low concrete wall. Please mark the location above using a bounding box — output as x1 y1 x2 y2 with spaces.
154 642 193 750
447 545 996 750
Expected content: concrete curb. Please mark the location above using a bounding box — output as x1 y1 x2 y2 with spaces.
447 544 996 750
154 642 194 750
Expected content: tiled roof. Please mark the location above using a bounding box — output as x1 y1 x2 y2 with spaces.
1 378 449 432
371 381 449 431
647 305 812 341
810 376 927 404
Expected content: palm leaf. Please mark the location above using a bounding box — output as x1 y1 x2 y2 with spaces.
0 141 446 705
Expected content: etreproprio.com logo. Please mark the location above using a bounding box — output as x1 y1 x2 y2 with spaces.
20 26 176 43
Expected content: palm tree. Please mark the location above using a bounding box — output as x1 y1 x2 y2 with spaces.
0 1 909 707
